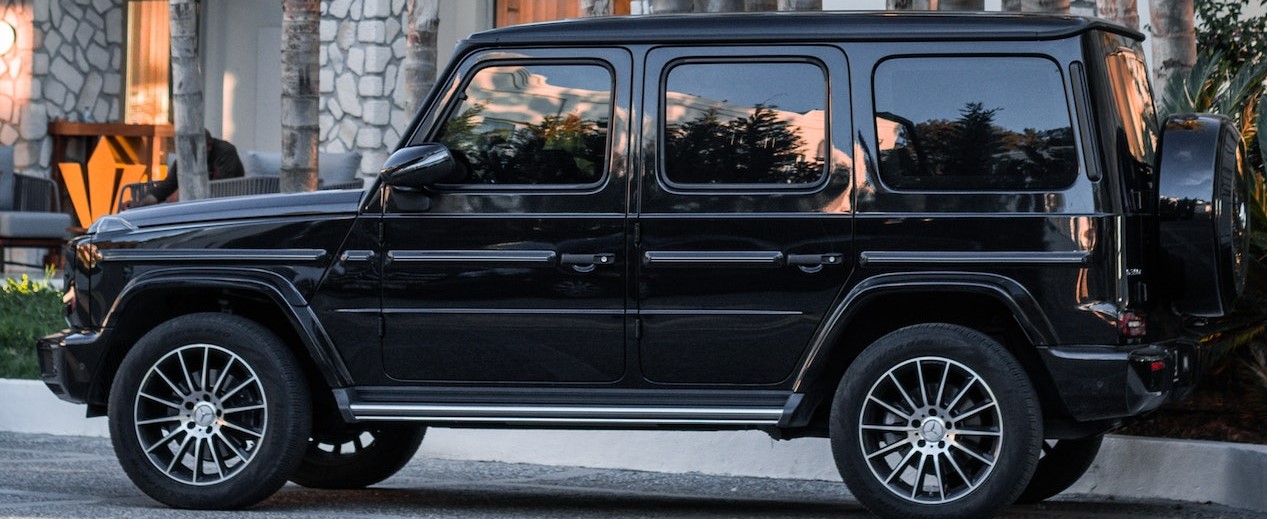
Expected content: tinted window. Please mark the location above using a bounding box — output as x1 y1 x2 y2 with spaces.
662 62 827 187
434 64 611 186
874 57 1078 191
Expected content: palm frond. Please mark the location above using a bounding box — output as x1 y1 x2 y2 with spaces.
1162 51 1223 117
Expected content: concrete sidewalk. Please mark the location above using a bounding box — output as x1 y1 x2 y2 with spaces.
3 378 1264 513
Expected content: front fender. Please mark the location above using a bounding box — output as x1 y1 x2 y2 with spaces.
103 267 353 388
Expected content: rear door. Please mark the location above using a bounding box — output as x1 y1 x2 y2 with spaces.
636 46 853 385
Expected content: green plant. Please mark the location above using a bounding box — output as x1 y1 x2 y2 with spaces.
0 269 65 379
1161 1 1267 397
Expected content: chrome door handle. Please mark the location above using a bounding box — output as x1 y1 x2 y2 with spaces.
786 253 843 267
560 253 616 268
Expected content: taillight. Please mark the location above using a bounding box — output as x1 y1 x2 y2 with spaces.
1117 311 1147 338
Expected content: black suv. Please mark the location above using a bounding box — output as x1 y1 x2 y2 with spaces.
38 12 1247 519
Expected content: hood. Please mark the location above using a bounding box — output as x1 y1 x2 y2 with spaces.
101 189 367 230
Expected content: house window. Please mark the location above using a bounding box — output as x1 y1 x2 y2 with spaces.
125 0 171 124
495 0 630 27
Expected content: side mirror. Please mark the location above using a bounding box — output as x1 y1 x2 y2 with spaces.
380 144 463 190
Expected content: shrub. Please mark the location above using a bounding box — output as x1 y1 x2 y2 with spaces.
0 272 65 380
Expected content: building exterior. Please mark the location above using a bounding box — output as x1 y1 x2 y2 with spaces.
0 0 1252 203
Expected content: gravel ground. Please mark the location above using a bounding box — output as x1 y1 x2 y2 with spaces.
0 431 1258 519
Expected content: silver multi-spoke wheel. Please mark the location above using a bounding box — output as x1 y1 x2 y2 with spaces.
858 356 1002 504
133 343 267 486
833 325 1039 519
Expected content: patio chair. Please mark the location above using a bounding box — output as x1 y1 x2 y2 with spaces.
0 146 73 271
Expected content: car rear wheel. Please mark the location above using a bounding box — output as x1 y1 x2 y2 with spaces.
1015 435 1103 503
830 324 1042 519
108 313 311 509
290 425 426 489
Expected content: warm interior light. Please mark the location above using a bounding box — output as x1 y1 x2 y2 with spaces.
0 21 16 55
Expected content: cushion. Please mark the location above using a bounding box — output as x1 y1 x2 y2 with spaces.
0 211 72 239
239 151 363 183
0 146 14 211
244 152 282 178
318 152 362 184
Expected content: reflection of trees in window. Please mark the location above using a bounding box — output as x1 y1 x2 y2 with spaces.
880 101 1076 190
665 105 824 185
437 104 608 185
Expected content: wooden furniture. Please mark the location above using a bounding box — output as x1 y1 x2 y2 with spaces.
48 121 173 227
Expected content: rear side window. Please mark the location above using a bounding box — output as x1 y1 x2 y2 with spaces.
662 61 828 188
434 63 612 186
874 57 1078 191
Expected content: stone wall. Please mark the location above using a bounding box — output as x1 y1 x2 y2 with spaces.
320 0 412 177
2 0 124 177
0 0 34 169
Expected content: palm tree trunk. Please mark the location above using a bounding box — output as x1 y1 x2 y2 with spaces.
169 0 208 201
1095 0 1138 30
652 0 695 12
1150 0 1195 107
939 0 984 9
404 0 439 113
581 0 614 16
887 0 936 9
745 0 777 11
280 0 319 193
778 0 821 9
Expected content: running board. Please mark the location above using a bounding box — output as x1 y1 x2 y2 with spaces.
333 387 800 427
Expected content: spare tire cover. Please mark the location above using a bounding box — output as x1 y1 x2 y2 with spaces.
1157 114 1249 317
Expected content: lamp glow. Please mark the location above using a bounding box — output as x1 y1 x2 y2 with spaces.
0 22 15 55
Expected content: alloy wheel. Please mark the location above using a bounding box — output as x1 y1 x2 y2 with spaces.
857 356 1003 504
133 343 268 486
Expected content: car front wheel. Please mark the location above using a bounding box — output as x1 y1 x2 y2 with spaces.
108 313 312 509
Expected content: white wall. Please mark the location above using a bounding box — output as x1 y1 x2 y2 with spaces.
201 0 283 153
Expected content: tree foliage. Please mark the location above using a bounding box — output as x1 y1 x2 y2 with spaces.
664 105 823 184
439 105 607 185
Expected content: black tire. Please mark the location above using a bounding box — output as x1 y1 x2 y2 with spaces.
1014 435 1103 504
108 313 312 509
830 323 1042 519
290 425 426 489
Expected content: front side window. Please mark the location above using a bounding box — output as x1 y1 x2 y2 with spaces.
874 57 1078 191
434 63 612 186
662 62 827 187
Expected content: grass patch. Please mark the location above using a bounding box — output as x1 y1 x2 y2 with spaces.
0 273 64 379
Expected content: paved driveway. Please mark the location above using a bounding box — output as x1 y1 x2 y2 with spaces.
0 431 1256 518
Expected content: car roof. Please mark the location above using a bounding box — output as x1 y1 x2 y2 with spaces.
464 11 1143 48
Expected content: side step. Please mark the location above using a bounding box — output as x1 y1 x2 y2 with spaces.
334 387 800 428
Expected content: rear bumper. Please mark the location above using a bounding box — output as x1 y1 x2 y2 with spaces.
37 329 108 405
1037 339 1200 422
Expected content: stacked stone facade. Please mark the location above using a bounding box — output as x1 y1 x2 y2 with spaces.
319 0 412 177
0 0 124 177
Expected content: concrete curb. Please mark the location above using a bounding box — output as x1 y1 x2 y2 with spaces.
3 378 1263 512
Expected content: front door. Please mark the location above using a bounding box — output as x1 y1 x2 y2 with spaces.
380 49 632 383
636 46 854 385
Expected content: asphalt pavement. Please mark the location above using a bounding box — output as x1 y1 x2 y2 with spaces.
0 431 1258 519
